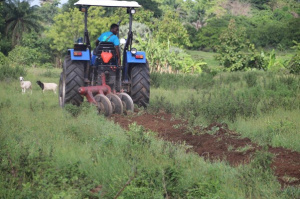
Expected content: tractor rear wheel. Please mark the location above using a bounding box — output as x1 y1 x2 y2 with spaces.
59 55 85 107
130 62 150 107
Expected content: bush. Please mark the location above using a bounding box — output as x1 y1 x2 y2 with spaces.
286 41 300 74
244 72 258 87
137 35 204 73
0 52 26 80
0 65 27 81
7 45 43 67
0 52 7 66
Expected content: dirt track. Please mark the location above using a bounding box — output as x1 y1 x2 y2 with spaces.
111 111 300 187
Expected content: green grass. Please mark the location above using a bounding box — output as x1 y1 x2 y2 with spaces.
149 71 300 152
231 109 300 152
187 50 221 69
0 68 298 198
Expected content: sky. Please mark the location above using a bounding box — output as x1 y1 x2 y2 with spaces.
30 0 68 6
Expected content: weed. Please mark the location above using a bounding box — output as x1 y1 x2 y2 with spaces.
235 145 255 154
227 145 234 151
64 103 82 117
172 124 183 129
244 72 258 87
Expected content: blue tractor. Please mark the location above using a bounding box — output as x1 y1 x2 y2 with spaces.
59 0 150 116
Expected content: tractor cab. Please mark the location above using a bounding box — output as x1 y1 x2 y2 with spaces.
59 0 150 117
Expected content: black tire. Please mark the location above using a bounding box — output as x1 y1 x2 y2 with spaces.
130 62 150 107
59 55 85 107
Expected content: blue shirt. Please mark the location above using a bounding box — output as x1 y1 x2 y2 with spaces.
98 31 120 46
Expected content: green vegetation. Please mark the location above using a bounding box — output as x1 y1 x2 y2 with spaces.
149 71 300 152
0 0 300 197
1 0 299 72
0 68 299 198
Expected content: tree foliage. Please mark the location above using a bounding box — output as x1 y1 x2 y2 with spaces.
216 19 267 71
0 0 299 73
4 0 42 46
154 11 191 48
215 19 249 71
137 35 204 74
135 0 162 17
38 0 60 25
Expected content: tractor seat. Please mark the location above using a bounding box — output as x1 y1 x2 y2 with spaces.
94 42 116 55
94 42 116 65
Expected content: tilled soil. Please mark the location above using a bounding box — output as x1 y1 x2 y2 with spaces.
111 112 300 187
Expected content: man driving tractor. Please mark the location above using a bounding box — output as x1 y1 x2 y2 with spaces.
95 24 121 66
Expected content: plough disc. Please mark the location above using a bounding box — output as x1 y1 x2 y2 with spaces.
118 93 134 113
95 94 112 117
107 93 123 114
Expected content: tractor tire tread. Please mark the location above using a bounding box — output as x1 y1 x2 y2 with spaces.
64 55 84 106
130 63 150 107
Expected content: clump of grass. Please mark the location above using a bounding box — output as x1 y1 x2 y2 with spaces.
64 102 92 117
244 72 258 87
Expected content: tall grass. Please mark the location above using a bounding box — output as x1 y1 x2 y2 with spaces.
149 71 300 152
0 68 297 198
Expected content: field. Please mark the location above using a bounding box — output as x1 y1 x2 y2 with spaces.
0 67 300 198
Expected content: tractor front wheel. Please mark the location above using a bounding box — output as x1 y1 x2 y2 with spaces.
59 55 85 107
130 62 150 107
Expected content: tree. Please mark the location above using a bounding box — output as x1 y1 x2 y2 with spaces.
61 0 78 12
135 0 162 17
154 11 191 48
215 19 249 71
38 0 60 25
46 8 84 67
4 0 42 46
0 1 12 55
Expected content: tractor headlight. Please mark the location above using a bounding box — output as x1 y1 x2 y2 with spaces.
131 48 137 55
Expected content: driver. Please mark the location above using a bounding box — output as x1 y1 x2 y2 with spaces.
96 24 121 66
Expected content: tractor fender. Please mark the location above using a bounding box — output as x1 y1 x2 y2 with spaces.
126 51 146 64
69 49 90 61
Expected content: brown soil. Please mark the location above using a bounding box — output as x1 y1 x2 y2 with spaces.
111 111 300 188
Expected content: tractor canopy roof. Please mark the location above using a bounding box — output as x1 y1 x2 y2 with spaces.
74 0 141 8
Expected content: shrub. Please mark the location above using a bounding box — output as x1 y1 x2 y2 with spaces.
286 41 300 74
7 45 43 67
244 72 258 87
0 52 7 66
137 36 203 74
0 65 27 81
